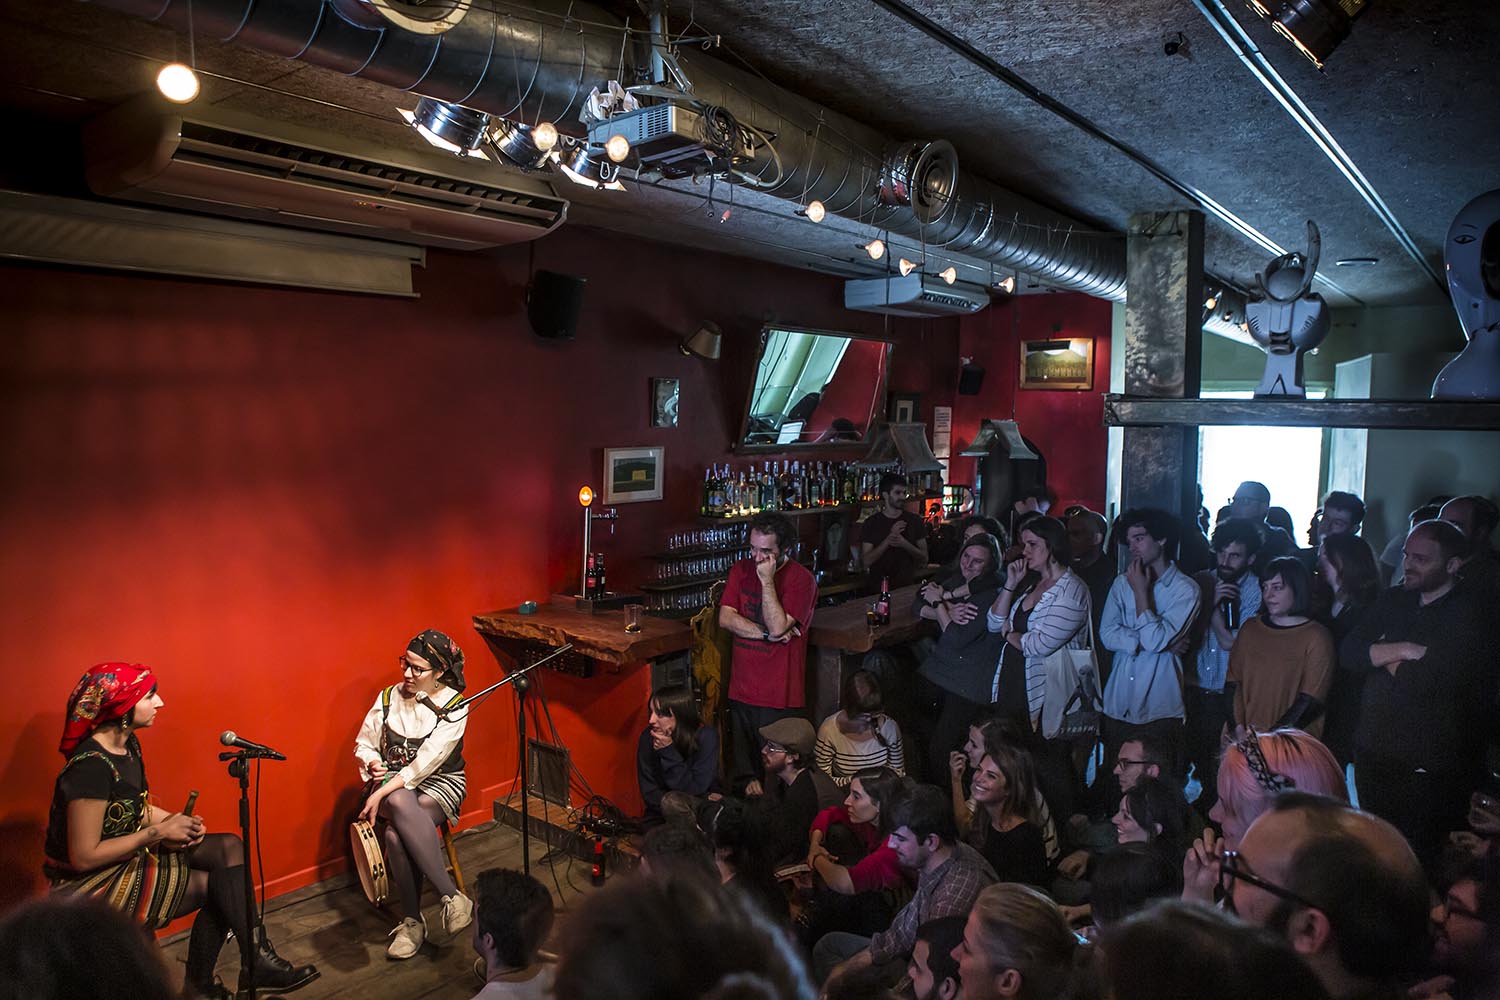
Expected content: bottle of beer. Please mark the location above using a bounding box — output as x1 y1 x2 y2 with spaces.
874 576 891 626
595 552 607 598
585 553 597 599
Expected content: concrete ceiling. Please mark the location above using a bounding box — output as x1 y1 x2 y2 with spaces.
0 0 1496 310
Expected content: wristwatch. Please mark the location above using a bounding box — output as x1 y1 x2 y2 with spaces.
762 628 770 642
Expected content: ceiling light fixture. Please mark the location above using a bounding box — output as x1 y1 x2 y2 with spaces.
678 321 723 360
1266 0 1368 69
863 238 886 260
604 133 631 163
800 199 826 223
533 122 559 152
898 258 922 277
156 63 200 103
938 266 957 284
402 99 493 159
489 120 552 170
559 144 626 191
1204 292 1220 310
994 274 1017 294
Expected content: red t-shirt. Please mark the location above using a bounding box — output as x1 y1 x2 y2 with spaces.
723 557 817 709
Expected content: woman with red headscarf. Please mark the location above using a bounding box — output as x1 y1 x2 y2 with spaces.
44 663 318 999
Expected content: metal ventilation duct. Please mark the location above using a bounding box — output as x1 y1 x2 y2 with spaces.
86 0 1127 300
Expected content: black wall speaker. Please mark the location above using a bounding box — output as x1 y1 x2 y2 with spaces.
958 362 986 395
526 270 587 340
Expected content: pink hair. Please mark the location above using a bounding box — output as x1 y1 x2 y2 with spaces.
1216 729 1346 835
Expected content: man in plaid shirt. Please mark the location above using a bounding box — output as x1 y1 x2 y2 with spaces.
814 784 997 988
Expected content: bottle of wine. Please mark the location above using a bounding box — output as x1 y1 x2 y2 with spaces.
701 466 713 517
874 576 891 626
585 552 597 599
595 552 607 597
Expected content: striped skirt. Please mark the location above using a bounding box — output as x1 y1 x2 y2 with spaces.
415 770 466 826
49 847 191 930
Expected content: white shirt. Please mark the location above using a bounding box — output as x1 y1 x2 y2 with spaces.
353 683 467 789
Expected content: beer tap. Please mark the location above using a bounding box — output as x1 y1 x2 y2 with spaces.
577 486 618 599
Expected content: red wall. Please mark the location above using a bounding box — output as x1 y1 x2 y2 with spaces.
951 293 1113 513
0 225 958 909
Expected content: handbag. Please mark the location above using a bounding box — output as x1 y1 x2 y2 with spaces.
1044 590 1102 741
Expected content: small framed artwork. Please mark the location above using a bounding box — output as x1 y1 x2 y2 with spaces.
1019 338 1094 390
603 446 665 504
888 392 921 423
650 377 680 428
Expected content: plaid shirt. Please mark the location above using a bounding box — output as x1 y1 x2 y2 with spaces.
868 842 996 964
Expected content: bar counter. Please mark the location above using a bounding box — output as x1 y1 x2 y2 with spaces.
473 597 692 666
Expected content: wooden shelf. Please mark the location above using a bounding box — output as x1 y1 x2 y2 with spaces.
1102 395 1500 430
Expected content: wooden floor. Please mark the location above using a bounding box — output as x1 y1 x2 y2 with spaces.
165 822 600 999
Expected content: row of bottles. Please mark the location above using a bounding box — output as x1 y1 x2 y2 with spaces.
583 552 608 599
699 461 887 517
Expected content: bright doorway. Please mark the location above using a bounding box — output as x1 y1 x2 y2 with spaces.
1197 390 1326 540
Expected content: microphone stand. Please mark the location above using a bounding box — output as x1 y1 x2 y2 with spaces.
432 642 573 875
218 746 285 1000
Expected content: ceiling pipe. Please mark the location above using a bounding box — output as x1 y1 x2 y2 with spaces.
86 0 1127 300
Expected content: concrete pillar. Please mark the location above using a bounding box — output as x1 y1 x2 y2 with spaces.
1121 210 1204 518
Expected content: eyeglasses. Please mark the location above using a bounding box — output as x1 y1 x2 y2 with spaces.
1114 757 1150 768
761 742 788 754
397 656 433 676
1441 892 1483 921
1219 851 1321 912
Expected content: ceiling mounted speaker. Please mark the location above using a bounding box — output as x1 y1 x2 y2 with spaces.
527 270 587 340
958 362 986 395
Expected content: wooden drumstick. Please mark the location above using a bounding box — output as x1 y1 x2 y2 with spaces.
182 790 199 815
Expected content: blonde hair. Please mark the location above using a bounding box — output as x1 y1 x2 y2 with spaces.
968 884 1082 1000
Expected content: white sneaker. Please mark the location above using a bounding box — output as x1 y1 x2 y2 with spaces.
440 892 475 939
386 916 425 960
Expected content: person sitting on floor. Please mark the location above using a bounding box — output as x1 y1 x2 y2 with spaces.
470 867 554 1000
966 736 1050 890
815 670 906 785
636 683 720 826
801 767 911 946
750 717 841 864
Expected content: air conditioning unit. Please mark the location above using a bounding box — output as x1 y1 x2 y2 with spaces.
82 96 568 251
844 273 991 317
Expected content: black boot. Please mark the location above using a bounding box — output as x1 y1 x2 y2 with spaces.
251 938 319 994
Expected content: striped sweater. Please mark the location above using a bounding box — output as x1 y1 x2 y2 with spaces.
814 712 906 785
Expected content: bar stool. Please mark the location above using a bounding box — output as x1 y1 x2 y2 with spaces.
440 820 465 894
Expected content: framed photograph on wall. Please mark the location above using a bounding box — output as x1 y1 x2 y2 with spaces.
650 377 680 428
1019 338 1094 390
888 392 921 423
603 446 665 504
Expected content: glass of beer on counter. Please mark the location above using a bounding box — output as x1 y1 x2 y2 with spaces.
624 604 644 633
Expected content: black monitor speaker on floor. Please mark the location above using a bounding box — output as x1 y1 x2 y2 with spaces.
527 270 587 340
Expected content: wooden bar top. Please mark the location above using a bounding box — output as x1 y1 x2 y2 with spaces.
472 602 692 664
806 582 937 654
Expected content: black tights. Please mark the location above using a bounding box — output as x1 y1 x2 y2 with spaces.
172 833 251 989
379 788 456 920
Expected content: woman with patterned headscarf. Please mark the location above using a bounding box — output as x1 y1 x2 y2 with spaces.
353 628 474 959
44 663 318 998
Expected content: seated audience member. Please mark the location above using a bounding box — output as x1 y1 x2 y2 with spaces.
697 797 787 923
551 874 815 1000
1342 518 1488 865
0 896 177 1000
950 715 1061 867
953 883 1090 1000
470 868 554 1000
916 531 1006 775
1314 533 1381 769
966 736 1049 889
815 670 905 784
1112 775 1190 860
1414 855 1498 1000
907 916 965 1000
1378 499 1447 587
1224 792 1431 1000
1184 729 1345 902
1058 734 1173 874
1102 900 1330 1000
751 717 840 863
638 820 718 883
1187 518 1262 814
802 768 910 943
636 683 720 825
1226 557 1335 737
1089 842 1184 929
815 785 997 988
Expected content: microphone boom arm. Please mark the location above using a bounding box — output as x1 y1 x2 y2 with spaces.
433 642 574 720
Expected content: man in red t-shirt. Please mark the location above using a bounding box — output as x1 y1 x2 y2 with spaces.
719 512 817 790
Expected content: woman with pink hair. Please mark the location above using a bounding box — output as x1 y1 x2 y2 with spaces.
1182 728 1346 902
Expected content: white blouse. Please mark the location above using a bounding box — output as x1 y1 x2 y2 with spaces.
353 683 466 789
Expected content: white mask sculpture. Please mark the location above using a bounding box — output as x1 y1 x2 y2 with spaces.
1245 220 1330 398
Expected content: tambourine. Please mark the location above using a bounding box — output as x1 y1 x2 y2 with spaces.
350 819 388 906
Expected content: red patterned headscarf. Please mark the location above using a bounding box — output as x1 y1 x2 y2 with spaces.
59 662 156 757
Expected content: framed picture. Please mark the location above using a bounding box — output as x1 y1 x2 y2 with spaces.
650 377 680 428
888 391 921 423
603 446 665 504
1019 338 1094 390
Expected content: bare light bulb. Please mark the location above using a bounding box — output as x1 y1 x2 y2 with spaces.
1204 294 1220 311
939 266 957 285
995 275 1017 294
803 199 825 223
156 63 200 103
864 239 886 260
898 258 919 277
605 134 630 162
578 486 594 507
533 121 559 151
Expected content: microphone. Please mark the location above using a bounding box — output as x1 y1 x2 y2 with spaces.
416 694 443 718
219 731 287 760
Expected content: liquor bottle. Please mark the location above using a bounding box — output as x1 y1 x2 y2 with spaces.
700 466 711 517
763 462 777 512
843 462 857 505
808 463 821 507
585 552 597 599
874 576 891 626
595 552 607 597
